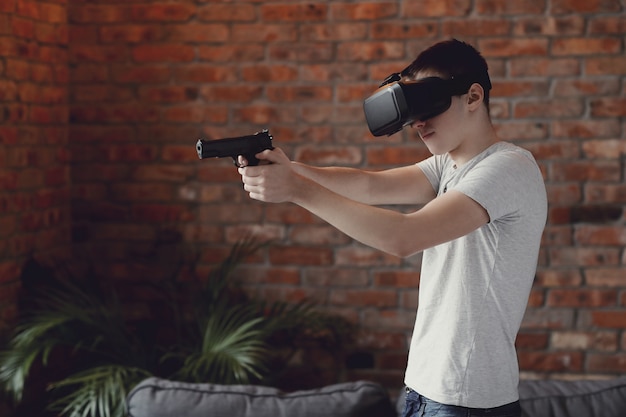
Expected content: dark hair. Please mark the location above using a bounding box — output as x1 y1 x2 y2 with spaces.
404 39 492 110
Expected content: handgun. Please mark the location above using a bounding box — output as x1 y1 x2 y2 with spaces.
196 129 274 167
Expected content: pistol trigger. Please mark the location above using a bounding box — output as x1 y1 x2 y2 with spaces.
231 156 242 168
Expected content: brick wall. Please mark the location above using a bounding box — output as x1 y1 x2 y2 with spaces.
0 0 71 332
2 0 625 394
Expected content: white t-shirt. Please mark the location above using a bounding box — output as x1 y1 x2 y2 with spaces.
405 142 547 408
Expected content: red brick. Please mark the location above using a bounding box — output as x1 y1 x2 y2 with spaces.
589 16 626 34
575 226 626 246
337 41 404 61
552 119 621 138
70 104 160 123
553 37 622 56
442 18 510 36
583 139 626 159
514 98 584 118
330 289 398 308
510 57 580 76
585 268 626 287
331 3 399 20
302 267 369 287
0 0 16 13
238 265 299 286
69 5 129 23
99 25 166 44
261 4 328 22
547 289 618 308
371 21 438 39
163 105 228 124
0 80 18 101
404 0 471 17
269 43 334 62
335 246 401 267
551 0 622 14
587 353 626 373
295 146 362 165
233 105 298 125
549 247 620 267
0 260 21 284
132 44 194 62
131 204 193 223
553 78 619 96
11 15 35 39
38 2 66 24
240 65 298 82
585 56 626 75
36 21 69 44
201 85 263 103
139 86 198 103
70 44 128 62
516 332 550 349
491 80 550 97
524 141 580 160
476 0 546 14
479 38 548 57
198 3 255 22
535 269 583 287
518 351 583 372
494 121 549 141
112 65 170 83
367 146 431 166
300 23 368 41
169 23 229 43
374 271 420 288
551 331 618 351
513 15 585 35
267 85 332 102
269 245 333 266
197 44 265 62
130 4 196 22
590 97 626 117
592 311 626 328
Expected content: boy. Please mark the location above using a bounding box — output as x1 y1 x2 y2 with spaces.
238 39 547 417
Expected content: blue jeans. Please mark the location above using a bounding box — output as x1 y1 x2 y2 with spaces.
402 388 521 417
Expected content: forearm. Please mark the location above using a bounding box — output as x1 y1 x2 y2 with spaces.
291 162 376 204
290 175 418 257
292 161 436 206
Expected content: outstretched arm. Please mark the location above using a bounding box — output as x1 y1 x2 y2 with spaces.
239 148 489 258
290 162 437 206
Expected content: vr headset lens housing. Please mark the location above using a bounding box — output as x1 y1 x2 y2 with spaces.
363 75 487 137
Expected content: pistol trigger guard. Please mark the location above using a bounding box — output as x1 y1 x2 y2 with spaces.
232 157 243 168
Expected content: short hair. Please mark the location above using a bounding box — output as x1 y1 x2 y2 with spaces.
404 39 492 110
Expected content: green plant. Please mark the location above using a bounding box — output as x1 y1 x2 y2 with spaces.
0 238 353 417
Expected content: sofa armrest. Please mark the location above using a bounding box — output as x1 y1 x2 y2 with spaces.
519 377 626 417
126 377 397 417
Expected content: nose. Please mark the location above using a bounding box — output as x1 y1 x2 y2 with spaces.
410 119 426 129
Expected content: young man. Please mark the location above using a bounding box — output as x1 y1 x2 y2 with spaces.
238 39 547 417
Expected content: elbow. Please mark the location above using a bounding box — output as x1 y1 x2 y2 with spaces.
383 237 424 259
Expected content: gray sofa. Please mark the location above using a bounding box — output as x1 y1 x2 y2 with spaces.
126 376 626 417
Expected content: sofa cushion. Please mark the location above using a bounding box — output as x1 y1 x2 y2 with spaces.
519 377 626 417
126 377 397 417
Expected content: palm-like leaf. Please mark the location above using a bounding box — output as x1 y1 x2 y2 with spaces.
47 365 151 417
172 304 269 384
1 237 354 417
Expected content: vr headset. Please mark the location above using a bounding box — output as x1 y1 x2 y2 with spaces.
363 71 492 137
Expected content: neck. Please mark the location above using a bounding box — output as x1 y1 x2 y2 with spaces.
449 121 499 167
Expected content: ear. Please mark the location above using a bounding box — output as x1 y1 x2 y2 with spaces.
466 83 484 111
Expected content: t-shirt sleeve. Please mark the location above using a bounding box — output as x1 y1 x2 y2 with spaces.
451 150 538 222
417 155 444 193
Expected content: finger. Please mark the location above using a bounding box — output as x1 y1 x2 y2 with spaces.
237 155 248 167
256 148 285 164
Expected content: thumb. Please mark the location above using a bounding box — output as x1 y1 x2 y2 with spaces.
256 147 288 164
